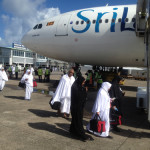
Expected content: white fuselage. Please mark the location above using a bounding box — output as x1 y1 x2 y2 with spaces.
22 5 145 67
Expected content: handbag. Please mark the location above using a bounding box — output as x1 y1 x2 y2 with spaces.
110 114 122 125
90 114 106 133
49 98 61 110
18 82 26 88
33 81 37 87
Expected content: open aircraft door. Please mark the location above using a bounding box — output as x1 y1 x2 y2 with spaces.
55 14 72 36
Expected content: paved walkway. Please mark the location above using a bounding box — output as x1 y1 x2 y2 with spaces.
0 72 150 150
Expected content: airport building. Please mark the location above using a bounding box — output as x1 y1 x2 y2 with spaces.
0 43 69 69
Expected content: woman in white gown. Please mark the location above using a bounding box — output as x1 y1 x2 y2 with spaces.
87 82 112 138
0 67 8 91
21 69 33 100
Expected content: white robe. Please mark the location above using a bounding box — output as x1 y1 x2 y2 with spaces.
0 70 8 91
87 82 111 137
21 70 33 100
51 74 75 114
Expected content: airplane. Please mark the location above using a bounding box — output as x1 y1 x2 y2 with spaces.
22 0 150 121
21 1 149 68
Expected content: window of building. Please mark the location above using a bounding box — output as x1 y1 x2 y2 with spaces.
25 52 33 58
13 50 24 57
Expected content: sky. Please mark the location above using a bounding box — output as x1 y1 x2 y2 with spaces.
0 0 137 47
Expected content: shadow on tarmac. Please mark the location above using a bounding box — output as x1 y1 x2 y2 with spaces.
28 109 57 118
28 122 84 141
4 96 25 100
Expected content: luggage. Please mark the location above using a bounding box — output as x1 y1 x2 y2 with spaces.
33 81 37 87
18 82 26 88
90 114 106 133
49 98 61 110
110 109 122 125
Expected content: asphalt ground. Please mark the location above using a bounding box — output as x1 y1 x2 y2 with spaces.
0 71 150 150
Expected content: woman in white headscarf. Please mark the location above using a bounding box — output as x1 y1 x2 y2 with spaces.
0 67 8 91
87 82 112 138
21 69 33 100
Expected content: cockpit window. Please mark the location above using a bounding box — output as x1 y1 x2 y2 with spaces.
38 24 42 29
33 24 38 30
33 24 43 30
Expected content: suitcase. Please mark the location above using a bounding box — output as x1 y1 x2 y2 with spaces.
90 114 106 133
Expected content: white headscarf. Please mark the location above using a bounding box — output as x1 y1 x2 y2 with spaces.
92 82 111 113
21 69 33 86
0 67 8 81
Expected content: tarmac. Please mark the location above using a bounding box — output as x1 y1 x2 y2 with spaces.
0 71 150 150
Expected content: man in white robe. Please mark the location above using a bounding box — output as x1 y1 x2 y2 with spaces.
21 69 33 100
51 69 75 118
87 82 112 138
0 67 8 91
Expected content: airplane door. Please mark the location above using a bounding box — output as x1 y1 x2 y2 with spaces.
55 15 72 36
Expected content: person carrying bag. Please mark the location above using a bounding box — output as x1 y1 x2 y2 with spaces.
90 114 106 133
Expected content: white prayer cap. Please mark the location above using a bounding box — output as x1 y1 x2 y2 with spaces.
1 67 4 70
101 82 111 92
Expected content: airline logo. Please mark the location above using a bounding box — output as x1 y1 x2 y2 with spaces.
72 7 135 33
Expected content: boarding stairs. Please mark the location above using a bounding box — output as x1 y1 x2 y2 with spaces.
136 0 150 122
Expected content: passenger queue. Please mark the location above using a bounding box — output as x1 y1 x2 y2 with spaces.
0 65 125 142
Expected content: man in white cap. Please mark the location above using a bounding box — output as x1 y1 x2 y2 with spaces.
0 67 8 91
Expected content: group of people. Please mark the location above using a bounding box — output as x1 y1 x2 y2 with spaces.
51 68 124 141
0 65 124 142
8 65 19 79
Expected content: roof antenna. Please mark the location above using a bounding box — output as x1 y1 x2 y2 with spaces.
106 3 109 6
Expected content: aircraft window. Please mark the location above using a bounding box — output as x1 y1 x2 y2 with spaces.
38 24 42 29
81 20 84 24
86 20 90 24
33 24 38 30
76 21 79 25
112 19 115 23
132 18 136 22
118 18 122 22
125 18 129 22
99 19 102 23
105 19 109 23
93 20 96 24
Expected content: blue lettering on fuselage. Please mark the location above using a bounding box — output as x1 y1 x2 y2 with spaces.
72 7 135 33
72 9 94 33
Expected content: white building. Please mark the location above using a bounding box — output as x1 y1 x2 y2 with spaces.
0 43 69 69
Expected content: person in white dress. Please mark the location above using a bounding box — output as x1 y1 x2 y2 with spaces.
51 69 75 118
0 67 8 91
21 69 33 100
87 82 112 138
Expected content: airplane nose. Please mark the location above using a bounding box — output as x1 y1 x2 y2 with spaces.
21 33 29 47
